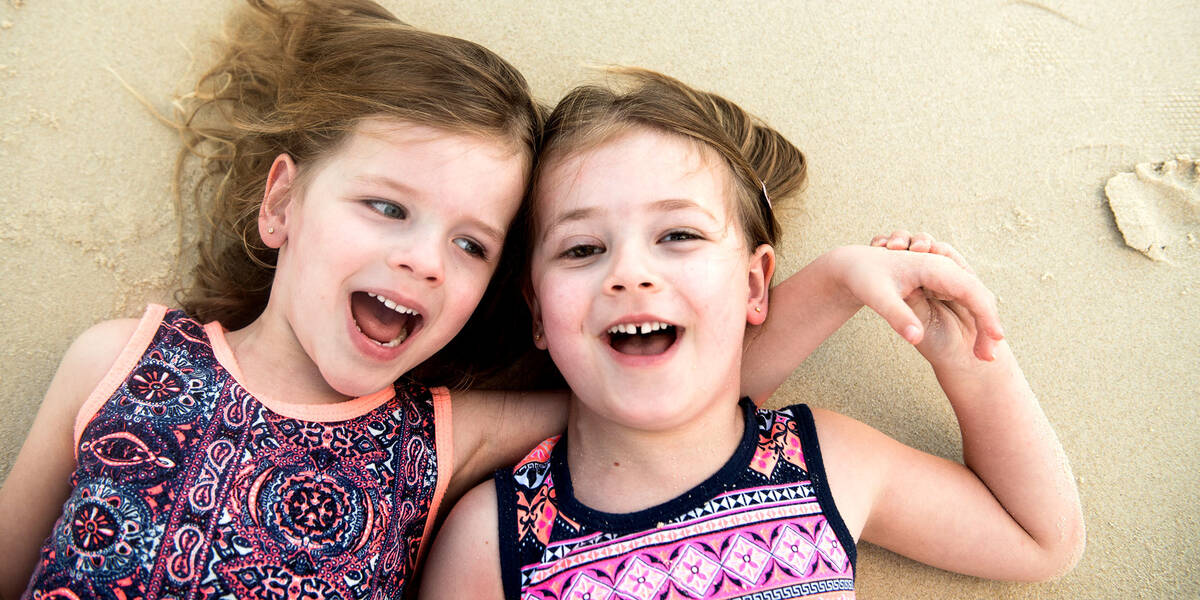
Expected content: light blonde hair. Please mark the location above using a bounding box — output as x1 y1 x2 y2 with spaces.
529 68 806 253
173 0 546 386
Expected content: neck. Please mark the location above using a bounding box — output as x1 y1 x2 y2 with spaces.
565 393 745 514
224 307 351 406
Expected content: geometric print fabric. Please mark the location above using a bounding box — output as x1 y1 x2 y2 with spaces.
499 400 856 599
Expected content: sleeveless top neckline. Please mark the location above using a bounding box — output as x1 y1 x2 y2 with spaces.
29 305 452 600
550 398 761 535
497 399 857 600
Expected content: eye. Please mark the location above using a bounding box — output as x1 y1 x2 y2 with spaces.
366 199 407 220
454 237 489 260
660 229 703 243
561 244 604 259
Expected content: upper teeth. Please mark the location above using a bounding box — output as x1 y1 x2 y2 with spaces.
608 321 671 335
367 292 418 316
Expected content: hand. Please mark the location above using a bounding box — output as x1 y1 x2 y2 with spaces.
866 230 1003 365
822 234 1002 362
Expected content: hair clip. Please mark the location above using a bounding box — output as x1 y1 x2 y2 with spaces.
759 179 772 210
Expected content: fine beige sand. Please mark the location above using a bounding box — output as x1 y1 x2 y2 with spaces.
1 1 1196 597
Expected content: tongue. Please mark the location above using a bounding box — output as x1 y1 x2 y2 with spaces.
611 331 674 356
350 292 407 344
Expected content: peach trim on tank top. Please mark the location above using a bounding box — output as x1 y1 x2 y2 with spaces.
203 320 396 422
73 303 170 454
416 386 454 566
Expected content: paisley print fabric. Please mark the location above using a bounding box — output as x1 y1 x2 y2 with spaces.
496 400 856 600
24 307 445 600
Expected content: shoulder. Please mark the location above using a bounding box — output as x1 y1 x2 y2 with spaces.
804 406 900 541
55 318 142 412
444 388 568 494
420 480 505 599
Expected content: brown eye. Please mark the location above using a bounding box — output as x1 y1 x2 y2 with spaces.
562 244 603 259
660 230 702 243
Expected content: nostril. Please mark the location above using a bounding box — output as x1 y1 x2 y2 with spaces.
638 281 653 288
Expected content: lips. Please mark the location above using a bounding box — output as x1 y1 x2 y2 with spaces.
349 291 422 348
606 320 680 356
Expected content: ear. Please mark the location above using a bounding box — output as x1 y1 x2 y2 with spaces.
523 282 548 350
258 154 299 249
746 244 775 326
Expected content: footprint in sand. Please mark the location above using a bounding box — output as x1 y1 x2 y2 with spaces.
1104 155 1200 262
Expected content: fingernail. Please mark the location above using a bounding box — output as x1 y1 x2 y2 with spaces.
903 325 921 343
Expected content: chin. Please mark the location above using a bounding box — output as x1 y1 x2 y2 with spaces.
323 369 396 399
603 392 695 429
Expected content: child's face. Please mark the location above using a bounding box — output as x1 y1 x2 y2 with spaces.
529 128 771 430
263 118 527 397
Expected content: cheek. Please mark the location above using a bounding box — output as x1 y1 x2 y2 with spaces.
445 268 494 319
535 276 585 331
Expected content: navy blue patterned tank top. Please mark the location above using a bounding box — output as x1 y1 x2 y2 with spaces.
23 305 451 599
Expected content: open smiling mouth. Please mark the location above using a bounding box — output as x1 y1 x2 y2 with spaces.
606 321 680 356
350 291 422 348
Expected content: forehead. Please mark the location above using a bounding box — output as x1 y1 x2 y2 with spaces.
309 117 529 231
536 127 732 220
339 117 526 167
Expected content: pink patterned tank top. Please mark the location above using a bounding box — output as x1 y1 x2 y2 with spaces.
23 305 453 599
496 399 855 600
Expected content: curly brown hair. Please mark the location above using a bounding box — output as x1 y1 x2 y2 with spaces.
173 0 550 387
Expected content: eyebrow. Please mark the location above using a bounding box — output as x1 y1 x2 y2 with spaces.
354 174 506 246
648 197 717 221
543 197 716 236
354 174 420 197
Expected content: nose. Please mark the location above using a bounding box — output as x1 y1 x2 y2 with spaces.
389 238 444 285
603 243 658 294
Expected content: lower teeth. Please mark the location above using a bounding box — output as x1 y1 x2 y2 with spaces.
355 323 407 347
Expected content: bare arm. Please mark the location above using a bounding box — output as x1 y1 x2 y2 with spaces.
446 389 568 509
820 344 1084 581
817 234 1083 581
419 480 506 599
0 318 138 597
741 238 1005 403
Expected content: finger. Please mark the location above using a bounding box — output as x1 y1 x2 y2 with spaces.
870 234 889 247
886 229 912 250
917 255 1004 342
930 240 975 274
909 232 934 253
944 299 997 361
858 282 926 345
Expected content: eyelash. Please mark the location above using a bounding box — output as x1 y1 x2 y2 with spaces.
366 200 490 261
558 230 703 259
367 199 407 220
560 244 603 259
454 237 489 260
660 229 702 243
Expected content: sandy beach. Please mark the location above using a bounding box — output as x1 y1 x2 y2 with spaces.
1 1 1196 597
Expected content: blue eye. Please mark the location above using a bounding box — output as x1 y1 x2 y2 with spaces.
367 200 407 220
454 237 489 260
661 230 702 243
562 244 604 259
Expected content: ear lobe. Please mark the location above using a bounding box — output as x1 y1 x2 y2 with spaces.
746 244 775 325
523 285 548 350
259 154 298 248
